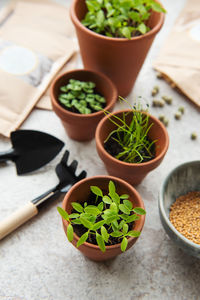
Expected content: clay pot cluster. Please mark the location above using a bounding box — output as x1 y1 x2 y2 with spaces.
50 0 167 261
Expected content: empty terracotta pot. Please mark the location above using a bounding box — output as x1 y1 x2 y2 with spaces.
61 175 145 261
70 0 165 97
50 69 118 141
95 110 169 185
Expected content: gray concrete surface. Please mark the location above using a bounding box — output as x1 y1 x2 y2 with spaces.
0 0 200 300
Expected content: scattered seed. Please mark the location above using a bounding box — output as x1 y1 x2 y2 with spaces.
152 99 165 107
162 95 173 105
169 191 200 245
156 72 163 79
191 132 197 140
158 115 169 127
163 119 169 127
158 114 165 122
174 112 182 120
151 86 160 96
178 106 185 114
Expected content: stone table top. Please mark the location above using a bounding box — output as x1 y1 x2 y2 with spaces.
0 0 200 300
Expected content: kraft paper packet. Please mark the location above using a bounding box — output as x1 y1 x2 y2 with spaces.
153 0 200 108
0 0 77 137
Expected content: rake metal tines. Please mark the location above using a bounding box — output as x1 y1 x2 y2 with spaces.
56 150 87 193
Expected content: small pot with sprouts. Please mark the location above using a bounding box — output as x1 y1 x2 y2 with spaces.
58 175 146 261
50 69 117 141
95 100 169 185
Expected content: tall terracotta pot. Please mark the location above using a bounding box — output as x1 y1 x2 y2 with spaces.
62 175 145 261
95 110 169 185
70 0 165 97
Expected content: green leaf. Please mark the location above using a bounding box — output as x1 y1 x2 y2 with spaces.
123 199 133 210
108 180 116 197
68 213 80 219
92 220 105 230
57 207 69 221
71 218 82 225
133 207 146 215
111 192 120 205
120 194 129 199
80 216 93 229
119 220 125 230
126 214 140 223
97 202 104 211
121 237 128 252
151 1 166 13
103 195 112 204
127 230 141 237
71 202 84 213
110 231 123 237
90 186 103 197
119 204 130 215
77 232 89 248
96 232 106 252
121 26 131 39
122 223 128 235
137 23 147 35
84 205 101 216
96 9 105 27
67 224 74 242
110 202 118 213
101 226 109 242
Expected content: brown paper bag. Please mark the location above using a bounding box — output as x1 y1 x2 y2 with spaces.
153 0 200 107
0 0 76 137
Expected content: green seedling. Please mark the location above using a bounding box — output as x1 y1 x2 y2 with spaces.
104 97 156 164
59 79 106 114
82 0 166 39
58 180 146 252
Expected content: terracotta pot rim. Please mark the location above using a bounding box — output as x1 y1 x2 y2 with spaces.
50 69 118 120
95 109 169 167
62 175 145 251
70 0 165 42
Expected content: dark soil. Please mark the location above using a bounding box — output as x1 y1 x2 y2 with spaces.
72 192 134 247
104 131 155 163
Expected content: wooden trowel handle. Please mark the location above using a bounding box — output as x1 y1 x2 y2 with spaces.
0 202 38 240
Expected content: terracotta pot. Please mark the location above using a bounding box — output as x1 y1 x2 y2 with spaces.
62 175 145 261
70 0 165 97
50 69 117 141
95 110 169 185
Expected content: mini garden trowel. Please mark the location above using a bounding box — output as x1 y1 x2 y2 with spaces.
0 130 64 175
0 150 87 240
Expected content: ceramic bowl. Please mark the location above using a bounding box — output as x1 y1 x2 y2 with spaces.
50 69 117 141
159 160 200 258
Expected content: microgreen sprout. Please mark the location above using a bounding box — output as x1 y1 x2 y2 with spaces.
58 79 106 114
57 180 146 252
104 97 156 163
82 0 166 39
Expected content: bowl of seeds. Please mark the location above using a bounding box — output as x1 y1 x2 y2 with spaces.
159 161 200 258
